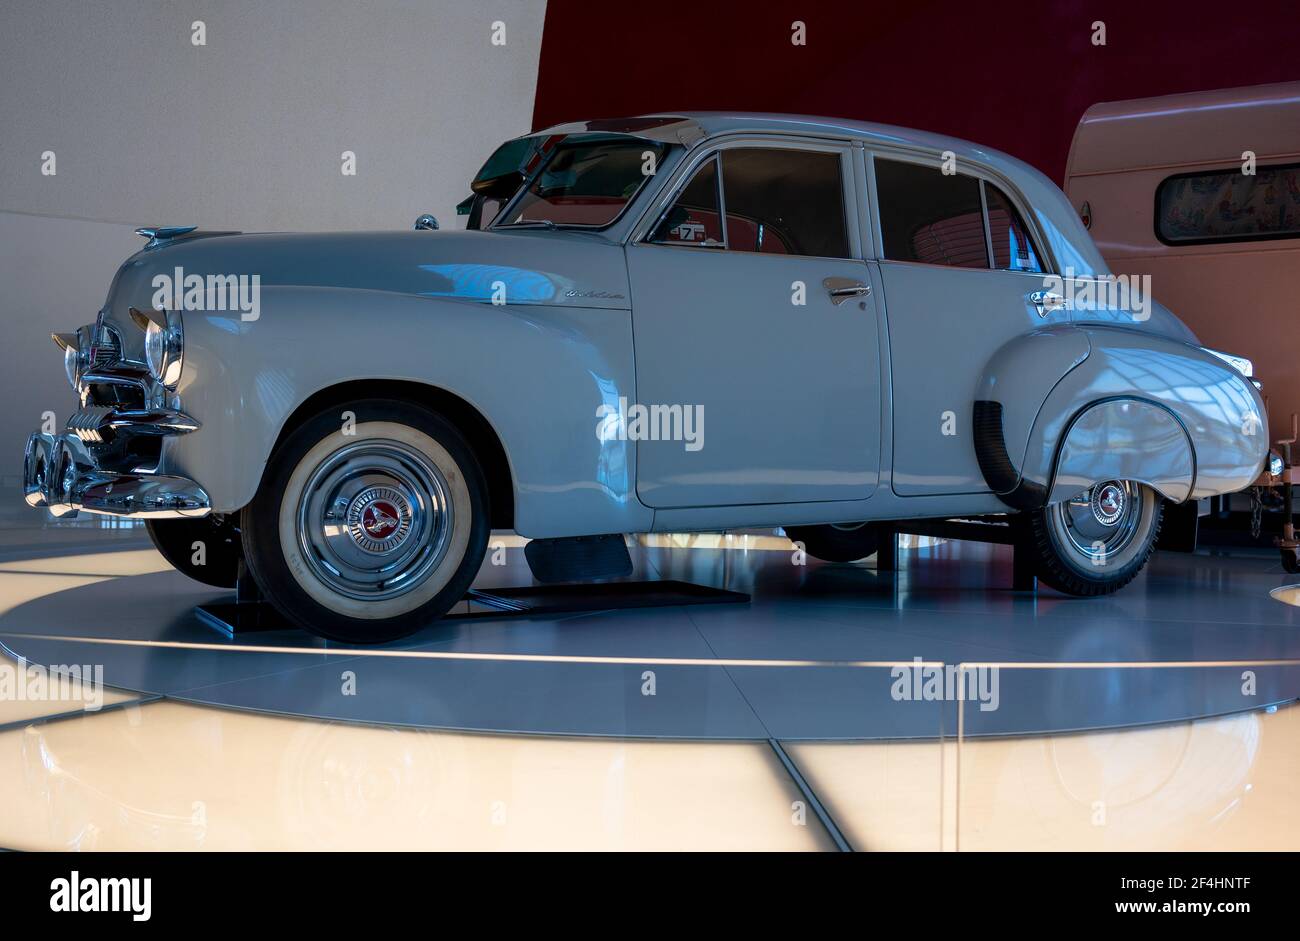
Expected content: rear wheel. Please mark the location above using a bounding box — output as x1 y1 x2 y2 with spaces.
785 521 881 563
1026 480 1162 596
241 400 490 643
146 516 242 588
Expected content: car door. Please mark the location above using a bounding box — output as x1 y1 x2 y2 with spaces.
625 139 883 509
870 154 1065 496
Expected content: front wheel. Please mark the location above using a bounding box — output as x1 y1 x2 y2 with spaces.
241 400 490 643
1025 480 1163 596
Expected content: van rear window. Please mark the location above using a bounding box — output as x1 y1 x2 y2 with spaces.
1155 162 1300 245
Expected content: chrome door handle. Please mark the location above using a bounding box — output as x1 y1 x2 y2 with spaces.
824 277 871 305
1029 290 1066 317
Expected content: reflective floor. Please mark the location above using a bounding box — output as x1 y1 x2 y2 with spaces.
2 501 1298 850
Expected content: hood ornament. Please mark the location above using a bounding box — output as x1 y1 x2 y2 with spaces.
135 225 198 249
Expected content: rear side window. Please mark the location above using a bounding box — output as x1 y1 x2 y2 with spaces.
720 148 849 258
876 159 988 268
985 183 1043 272
1156 162 1300 245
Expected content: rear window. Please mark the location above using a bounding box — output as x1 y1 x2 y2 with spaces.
985 183 1043 272
1156 162 1300 245
875 158 1045 271
875 159 988 268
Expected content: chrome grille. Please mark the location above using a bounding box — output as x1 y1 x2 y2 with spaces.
90 325 121 368
68 406 113 443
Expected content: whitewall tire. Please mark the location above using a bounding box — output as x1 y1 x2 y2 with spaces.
241 400 490 642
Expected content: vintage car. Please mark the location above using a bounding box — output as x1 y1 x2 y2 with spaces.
24 113 1267 642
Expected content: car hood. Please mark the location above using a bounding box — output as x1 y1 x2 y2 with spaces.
102 227 632 334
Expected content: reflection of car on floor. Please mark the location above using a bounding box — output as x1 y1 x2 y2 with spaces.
1065 81 1300 570
24 113 1266 642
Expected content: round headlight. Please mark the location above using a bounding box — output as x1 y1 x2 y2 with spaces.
135 307 184 389
63 342 79 390
1270 453 1285 477
144 319 166 378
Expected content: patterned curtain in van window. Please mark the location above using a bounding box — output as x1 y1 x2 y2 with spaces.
1158 163 1300 242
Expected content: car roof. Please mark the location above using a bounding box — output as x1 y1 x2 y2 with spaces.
535 111 1058 199
538 111 1015 165
531 112 1109 276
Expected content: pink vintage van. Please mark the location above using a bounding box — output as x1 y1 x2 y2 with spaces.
1066 81 1300 567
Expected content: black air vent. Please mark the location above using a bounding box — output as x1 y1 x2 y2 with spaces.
973 400 1019 494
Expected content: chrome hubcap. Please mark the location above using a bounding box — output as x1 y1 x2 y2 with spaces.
346 486 413 554
1091 482 1126 526
1054 479 1142 562
296 441 454 601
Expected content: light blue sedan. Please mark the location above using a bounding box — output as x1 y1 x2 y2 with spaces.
25 114 1267 641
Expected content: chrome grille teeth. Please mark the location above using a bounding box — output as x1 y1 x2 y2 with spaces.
89 327 121 368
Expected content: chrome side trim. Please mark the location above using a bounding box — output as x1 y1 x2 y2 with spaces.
67 406 200 443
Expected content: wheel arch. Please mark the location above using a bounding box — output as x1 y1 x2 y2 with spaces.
265 379 516 529
976 324 1264 509
1045 395 1196 505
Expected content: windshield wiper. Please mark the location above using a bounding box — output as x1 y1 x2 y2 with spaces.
495 220 562 230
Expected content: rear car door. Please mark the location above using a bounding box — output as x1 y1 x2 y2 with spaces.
870 155 1063 496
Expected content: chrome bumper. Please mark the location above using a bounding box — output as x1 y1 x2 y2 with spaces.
23 424 211 520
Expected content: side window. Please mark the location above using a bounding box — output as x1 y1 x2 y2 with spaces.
1156 162 1300 244
720 148 849 258
875 158 989 268
650 156 723 247
984 183 1043 273
649 147 850 257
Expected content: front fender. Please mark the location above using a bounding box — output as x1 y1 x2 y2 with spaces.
158 285 652 537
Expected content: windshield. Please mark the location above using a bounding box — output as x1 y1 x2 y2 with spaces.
496 137 670 229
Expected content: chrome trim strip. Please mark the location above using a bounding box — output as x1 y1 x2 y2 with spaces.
67 405 201 443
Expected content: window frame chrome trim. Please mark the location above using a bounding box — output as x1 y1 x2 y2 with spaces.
629 132 862 261
978 179 996 270
865 149 1059 275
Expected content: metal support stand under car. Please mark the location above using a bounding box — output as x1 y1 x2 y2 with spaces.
1274 414 1300 574
876 518 1038 592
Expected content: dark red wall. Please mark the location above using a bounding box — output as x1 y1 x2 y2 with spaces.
533 0 1300 184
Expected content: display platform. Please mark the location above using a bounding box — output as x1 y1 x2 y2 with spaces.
195 580 751 636
2 534 1299 741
